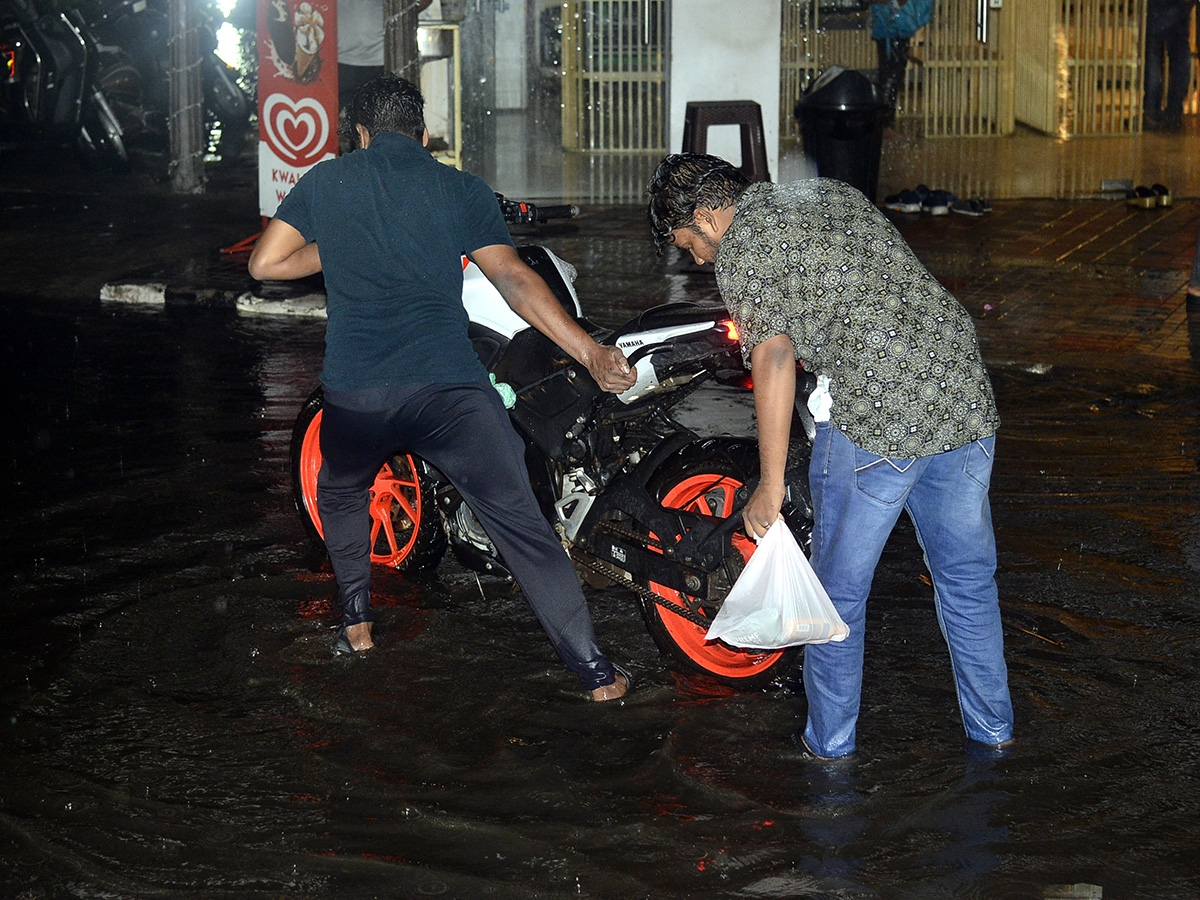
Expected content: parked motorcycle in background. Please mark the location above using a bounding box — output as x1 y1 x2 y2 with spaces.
288 198 819 690
0 0 129 168
85 0 251 161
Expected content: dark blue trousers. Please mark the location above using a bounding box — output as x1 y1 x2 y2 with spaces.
1144 0 1194 125
316 381 617 691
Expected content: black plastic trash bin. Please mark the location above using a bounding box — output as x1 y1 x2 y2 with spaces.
794 66 887 202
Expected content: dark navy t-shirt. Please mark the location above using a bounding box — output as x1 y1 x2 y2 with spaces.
275 132 513 396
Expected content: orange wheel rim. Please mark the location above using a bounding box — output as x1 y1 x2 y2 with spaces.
651 473 786 679
298 409 426 567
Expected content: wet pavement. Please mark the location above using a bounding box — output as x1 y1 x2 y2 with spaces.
2 143 1200 899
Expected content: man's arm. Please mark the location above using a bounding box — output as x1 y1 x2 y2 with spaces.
743 333 797 539
471 243 636 393
248 218 322 282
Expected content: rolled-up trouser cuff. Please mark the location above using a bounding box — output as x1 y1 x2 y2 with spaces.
340 588 374 627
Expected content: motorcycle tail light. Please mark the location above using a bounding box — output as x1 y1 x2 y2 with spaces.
2 45 16 81
720 319 739 342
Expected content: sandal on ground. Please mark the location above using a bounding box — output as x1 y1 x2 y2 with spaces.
921 189 955 216
1125 185 1156 208
951 197 992 216
883 189 922 213
1151 183 1172 207
333 624 374 656
784 731 854 763
589 663 633 702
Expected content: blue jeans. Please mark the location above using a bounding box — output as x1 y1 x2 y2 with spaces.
801 424 1013 757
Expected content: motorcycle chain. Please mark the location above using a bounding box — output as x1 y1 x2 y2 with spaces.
569 543 714 629
595 519 664 552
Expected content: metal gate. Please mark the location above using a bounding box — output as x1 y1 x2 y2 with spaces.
780 0 876 141
780 0 1012 138
561 0 668 152
1014 0 1145 136
920 0 1013 136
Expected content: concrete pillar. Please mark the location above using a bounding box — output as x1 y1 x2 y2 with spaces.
668 0 781 177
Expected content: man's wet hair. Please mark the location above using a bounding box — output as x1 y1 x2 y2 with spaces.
646 153 752 255
345 74 426 148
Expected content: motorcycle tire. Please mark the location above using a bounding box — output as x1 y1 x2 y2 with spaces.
290 388 447 572
639 438 799 690
94 50 163 146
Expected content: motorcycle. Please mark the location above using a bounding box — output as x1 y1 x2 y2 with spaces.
289 198 817 689
0 0 128 167
84 0 250 160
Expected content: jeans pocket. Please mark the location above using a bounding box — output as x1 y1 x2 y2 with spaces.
962 436 995 491
853 446 916 505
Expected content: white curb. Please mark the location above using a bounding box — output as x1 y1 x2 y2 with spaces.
99 282 167 305
235 291 328 317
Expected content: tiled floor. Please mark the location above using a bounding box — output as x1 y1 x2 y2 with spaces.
886 197 1200 371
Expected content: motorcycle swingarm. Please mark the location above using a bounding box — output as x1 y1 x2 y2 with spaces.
585 525 712 598
574 477 743 582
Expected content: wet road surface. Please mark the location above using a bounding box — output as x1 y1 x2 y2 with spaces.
2 170 1200 898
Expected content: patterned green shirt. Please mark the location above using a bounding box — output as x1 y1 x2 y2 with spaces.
715 179 999 458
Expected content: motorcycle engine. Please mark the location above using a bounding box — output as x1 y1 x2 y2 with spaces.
449 503 494 553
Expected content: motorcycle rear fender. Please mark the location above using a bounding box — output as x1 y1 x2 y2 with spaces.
462 245 580 341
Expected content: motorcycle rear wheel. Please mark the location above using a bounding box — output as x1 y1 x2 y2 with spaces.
640 440 798 690
290 389 447 571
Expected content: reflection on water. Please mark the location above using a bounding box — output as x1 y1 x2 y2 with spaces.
478 78 1200 204
874 119 1200 202
2 262 1200 898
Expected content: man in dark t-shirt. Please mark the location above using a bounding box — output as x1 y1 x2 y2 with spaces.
249 75 635 700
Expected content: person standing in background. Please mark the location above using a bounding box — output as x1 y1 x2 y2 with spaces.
871 0 934 126
1143 0 1196 131
1188 219 1200 304
337 0 434 113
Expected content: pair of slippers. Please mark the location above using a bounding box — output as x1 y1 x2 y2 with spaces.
950 197 993 217
1126 184 1172 208
883 184 955 215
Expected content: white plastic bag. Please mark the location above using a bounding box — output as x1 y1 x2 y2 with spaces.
705 519 849 649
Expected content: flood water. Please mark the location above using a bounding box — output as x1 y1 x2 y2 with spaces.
2 257 1200 899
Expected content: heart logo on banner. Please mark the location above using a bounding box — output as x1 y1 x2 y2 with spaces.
263 93 330 165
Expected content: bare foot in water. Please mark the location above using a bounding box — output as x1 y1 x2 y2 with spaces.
345 622 374 652
590 671 629 702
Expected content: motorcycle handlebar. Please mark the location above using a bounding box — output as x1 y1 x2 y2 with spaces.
495 193 579 226
533 204 579 222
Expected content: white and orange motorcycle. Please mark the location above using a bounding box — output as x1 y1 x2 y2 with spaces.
290 197 816 689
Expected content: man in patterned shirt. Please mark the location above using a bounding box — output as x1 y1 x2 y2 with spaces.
646 154 1013 759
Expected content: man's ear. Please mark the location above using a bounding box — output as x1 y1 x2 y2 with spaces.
422 128 429 147
693 206 719 236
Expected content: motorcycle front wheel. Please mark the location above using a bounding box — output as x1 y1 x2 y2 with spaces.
640 440 798 690
290 389 447 571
